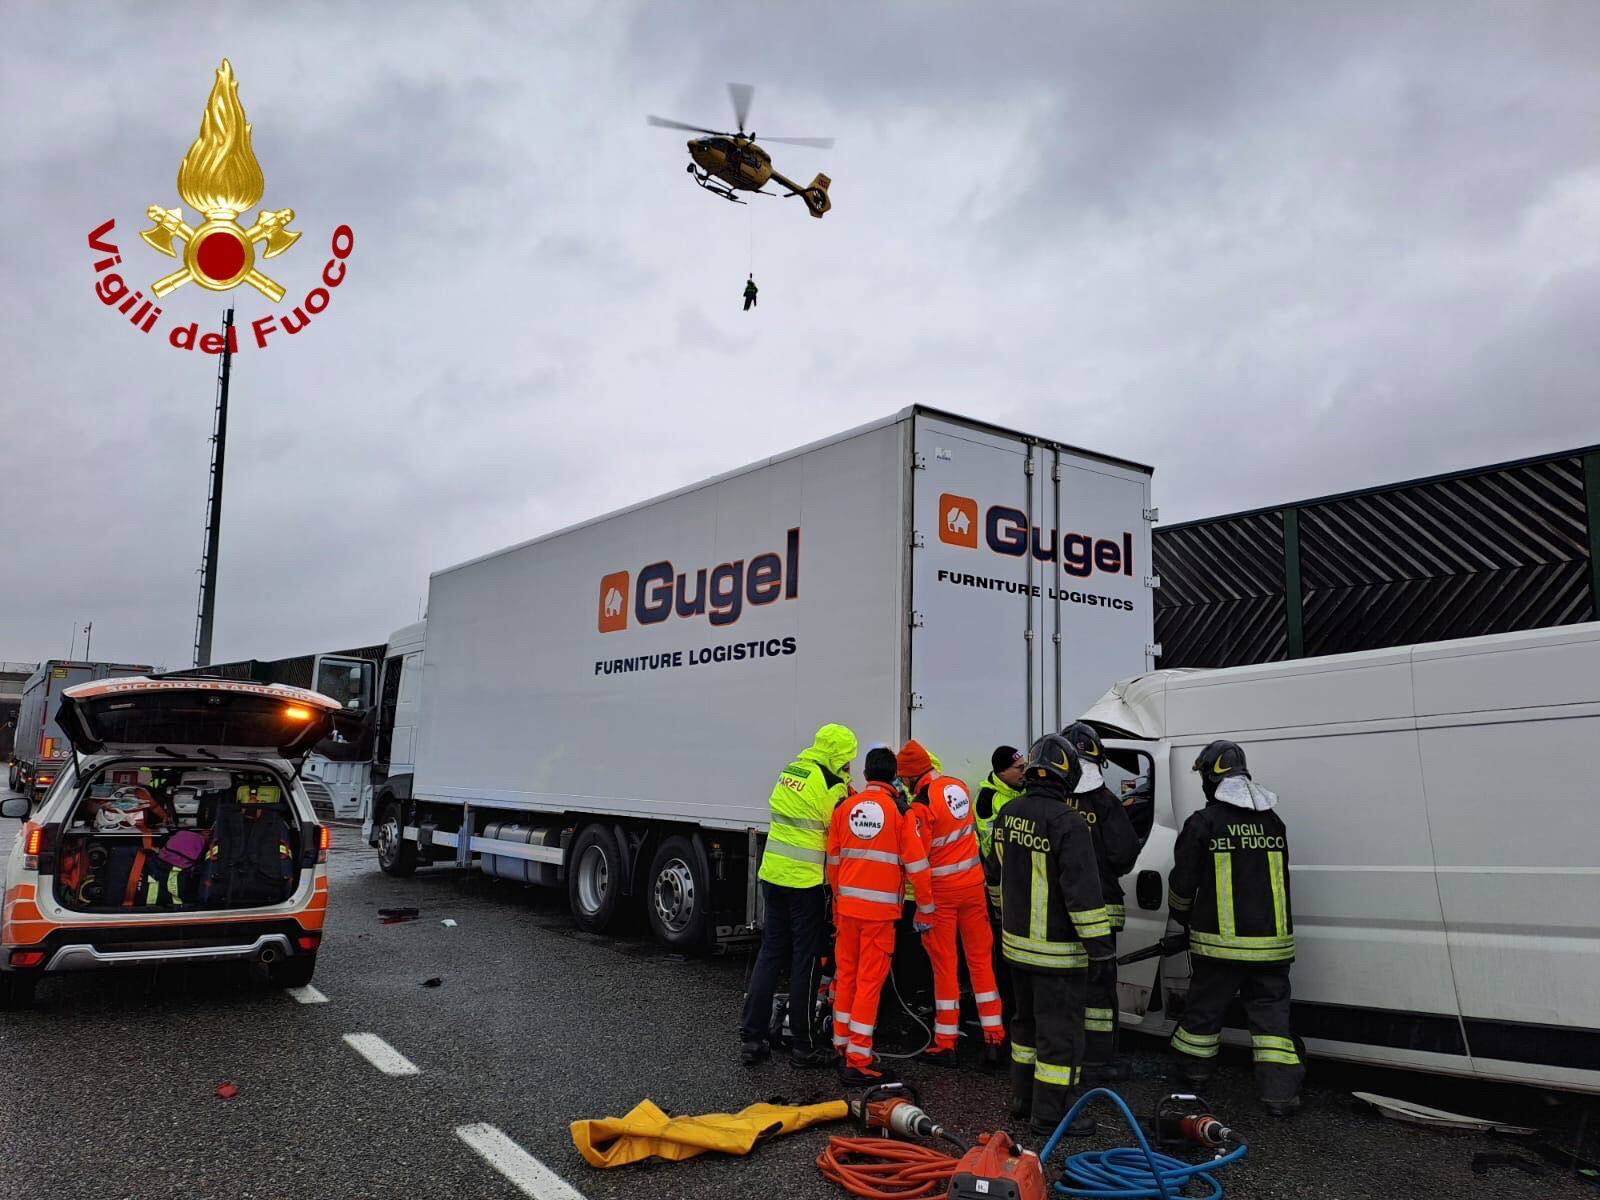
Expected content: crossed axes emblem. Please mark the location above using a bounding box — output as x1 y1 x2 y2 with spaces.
140 206 301 301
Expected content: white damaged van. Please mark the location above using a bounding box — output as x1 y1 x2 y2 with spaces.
1086 622 1600 1093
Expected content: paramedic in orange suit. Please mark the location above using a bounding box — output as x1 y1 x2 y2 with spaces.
827 747 934 1085
898 739 1006 1067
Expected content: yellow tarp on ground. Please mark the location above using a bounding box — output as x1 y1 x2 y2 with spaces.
571 1098 850 1168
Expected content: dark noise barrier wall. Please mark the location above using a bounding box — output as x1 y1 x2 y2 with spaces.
1153 446 1600 669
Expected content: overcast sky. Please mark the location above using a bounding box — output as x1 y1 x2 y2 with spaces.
2 1 1597 669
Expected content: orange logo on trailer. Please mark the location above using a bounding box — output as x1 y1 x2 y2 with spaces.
598 572 630 633
938 494 979 548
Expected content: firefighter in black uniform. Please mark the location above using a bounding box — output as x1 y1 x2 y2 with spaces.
1167 739 1304 1116
1060 722 1141 1082
995 733 1113 1138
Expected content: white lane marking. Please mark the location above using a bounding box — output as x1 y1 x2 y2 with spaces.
286 984 328 1004
456 1122 589 1200
342 1032 420 1076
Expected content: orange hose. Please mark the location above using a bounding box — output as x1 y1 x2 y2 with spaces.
816 1136 963 1199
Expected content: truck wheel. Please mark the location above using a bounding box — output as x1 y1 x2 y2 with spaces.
0 972 38 1011
568 824 624 934
376 802 418 877
645 834 710 953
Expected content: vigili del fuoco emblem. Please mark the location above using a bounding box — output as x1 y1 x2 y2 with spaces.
140 59 300 301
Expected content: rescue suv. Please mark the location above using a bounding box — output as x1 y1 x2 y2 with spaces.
0 677 339 1009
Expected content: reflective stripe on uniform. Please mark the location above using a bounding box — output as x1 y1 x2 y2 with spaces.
973 991 1000 1004
930 829 968 848
979 1014 1004 1028
1029 852 1047 938
1084 1007 1115 1033
826 854 840 866
1267 850 1288 937
1214 852 1235 938
903 857 930 873
1070 906 1113 940
1107 902 1126 929
1188 930 1295 962
838 885 903 906
934 1023 960 1037
849 1020 875 1036
1168 890 1193 913
1035 1061 1079 1087
1001 929 1087 969
1252 1034 1300 1065
916 902 936 916
931 855 981 877
1172 1027 1221 1059
772 810 828 832
1011 1042 1036 1065
840 847 900 865
767 843 826 866
935 999 959 1011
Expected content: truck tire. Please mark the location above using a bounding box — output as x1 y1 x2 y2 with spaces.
568 824 624 934
376 802 418 876
644 834 710 953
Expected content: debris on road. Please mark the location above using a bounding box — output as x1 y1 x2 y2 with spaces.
1353 1092 1538 1135
215 1082 239 1101
379 907 420 924
422 977 443 988
441 918 457 927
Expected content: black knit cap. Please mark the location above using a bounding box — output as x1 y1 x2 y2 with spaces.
991 745 1022 773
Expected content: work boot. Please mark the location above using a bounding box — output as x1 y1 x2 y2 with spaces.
839 1058 897 1086
918 1046 959 1069
789 1044 834 1069
1176 1061 1212 1087
1082 1060 1132 1085
740 1040 770 1066
1261 1095 1302 1119
983 1042 1007 1072
1009 1062 1033 1120
1031 1112 1097 1140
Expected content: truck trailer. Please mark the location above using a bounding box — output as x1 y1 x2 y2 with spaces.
364 407 1157 949
1084 621 1600 1094
8 660 152 801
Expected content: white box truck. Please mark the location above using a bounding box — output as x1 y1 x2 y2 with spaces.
364 407 1157 949
1082 622 1600 1093
9 661 152 802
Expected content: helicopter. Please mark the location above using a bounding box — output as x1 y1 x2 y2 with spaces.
649 83 834 218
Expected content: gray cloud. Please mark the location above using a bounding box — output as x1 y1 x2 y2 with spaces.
2 1 1597 670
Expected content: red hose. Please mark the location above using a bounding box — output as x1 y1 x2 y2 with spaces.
816 1136 962 1199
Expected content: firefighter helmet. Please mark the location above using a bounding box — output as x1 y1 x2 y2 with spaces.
1193 740 1250 780
1061 721 1107 764
1024 733 1082 792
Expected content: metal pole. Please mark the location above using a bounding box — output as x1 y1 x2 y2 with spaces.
193 307 234 668
83 623 92 661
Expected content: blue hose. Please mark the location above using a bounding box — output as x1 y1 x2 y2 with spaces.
1037 1088 1248 1200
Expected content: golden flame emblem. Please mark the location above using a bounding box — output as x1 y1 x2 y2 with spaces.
140 60 299 301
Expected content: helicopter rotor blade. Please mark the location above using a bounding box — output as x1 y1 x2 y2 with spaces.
647 115 727 136
757 135 835 149
728 82 754 132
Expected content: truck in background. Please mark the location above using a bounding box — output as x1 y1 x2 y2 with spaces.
1081 621 1600 1094
364 406 1157 950
8 660 152 800
173 644 386 818
1 661 34 763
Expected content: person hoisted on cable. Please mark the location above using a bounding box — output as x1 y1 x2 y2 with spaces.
995 733 1113 1139
743 274 759 311
1167 739 1305 1117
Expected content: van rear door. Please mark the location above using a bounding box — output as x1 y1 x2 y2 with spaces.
55 678 341 760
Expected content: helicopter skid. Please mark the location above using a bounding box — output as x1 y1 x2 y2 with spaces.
688 165 749 204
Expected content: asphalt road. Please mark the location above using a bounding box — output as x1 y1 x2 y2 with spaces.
2 802 1596 1200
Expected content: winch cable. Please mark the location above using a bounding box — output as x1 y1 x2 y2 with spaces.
1039 1088 1248 1200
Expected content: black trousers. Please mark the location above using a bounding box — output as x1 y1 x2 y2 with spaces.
744 295 756 310
1083 932 1118 1064
740 881 828 1053
1172 958 1304 1102
1009 965 1085 1128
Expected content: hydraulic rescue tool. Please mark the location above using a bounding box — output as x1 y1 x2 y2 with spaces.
818 1085 1248 1200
